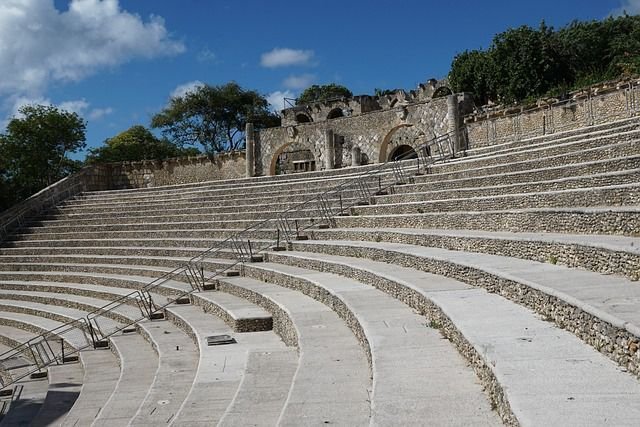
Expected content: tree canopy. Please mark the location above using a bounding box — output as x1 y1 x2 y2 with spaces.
296 84 353 105
86 125 199 164
449 15 640 105
151 82 280 155
0 105 86 210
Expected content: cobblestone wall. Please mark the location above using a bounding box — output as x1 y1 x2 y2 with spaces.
87 152 247 189
466 79 640 149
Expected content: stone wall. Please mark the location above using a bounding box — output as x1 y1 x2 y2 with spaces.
256 94 473 176
466 78 640 149
86 152 247 189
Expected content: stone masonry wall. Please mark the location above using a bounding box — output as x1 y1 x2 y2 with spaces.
466 79 640 149
86 152 247 189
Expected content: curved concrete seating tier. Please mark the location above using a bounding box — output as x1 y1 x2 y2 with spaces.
261 249 640 424
0 116 639 424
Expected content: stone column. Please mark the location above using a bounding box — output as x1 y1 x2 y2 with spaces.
351 146 361 167
324 129 334 170
447 94 462 153
245 122 255 177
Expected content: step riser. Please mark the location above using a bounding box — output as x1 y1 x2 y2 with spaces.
355 186 640 215
438 131 640 174
424 139 639 184
335 210 640 235
64 187 365 210
310 229 640 281
10 229 282 242
396 155 640 195
0 272 175 296
380 169 640 204
189 293 273 333
213 279 298 348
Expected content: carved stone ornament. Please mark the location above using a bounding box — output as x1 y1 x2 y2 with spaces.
286 126 297 138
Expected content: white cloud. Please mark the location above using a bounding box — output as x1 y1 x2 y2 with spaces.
283 74 315 90
170 80 205 99
59 99 90 115
260 48 314 68
88 107 114 120
266 90 295 112
0 0 185 98
611 0 640 15
197 48 217 62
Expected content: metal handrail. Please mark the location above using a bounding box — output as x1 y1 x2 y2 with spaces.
0 130 457 390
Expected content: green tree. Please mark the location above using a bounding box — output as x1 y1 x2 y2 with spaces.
0 105 86 207
490 22 569 103
151 82 280 155
296 84 353 105
449 49 495 105
86 125 199 164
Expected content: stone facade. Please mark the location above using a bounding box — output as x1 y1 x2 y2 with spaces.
255 91 474 176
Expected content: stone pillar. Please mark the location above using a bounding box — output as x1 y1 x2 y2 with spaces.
245 123 255 177
447 94 462 153
351 146 361 167
324 129 334 170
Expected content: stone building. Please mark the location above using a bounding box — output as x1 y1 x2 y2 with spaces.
246 79 471 176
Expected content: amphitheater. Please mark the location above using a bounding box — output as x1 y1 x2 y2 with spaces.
0 79 640 426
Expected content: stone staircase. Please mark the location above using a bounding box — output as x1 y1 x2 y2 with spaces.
0 117 639 425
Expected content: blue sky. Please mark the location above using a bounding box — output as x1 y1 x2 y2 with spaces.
0 0 636 159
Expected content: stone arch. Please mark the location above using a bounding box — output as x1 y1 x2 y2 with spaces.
388 144 418 161
378 124 413 163
295 112 312 123
269 140 317 175
327 108 344 120
432 86 453 99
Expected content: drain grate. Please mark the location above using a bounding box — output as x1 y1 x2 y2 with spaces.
206 335 236 346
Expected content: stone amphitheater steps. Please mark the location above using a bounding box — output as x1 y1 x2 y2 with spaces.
394 155 640 195
165 304 293 426
9 228 277 241
0 374 49 427
380 168 640 204
60 186 364 211
29 361 83 427
92 332 158 426
217 344 298 426
311 227 640 280
423 136 639 185
0 272 188 299
1 238 234 249
128 319 198 426
354 183 640 216
239 262 500 425
336 206 640 235
464 116 640 157
291 239 640 377
264 249 640 425
434 128 640 175
189 291 273 332
59 348 120 427
213 275 372 425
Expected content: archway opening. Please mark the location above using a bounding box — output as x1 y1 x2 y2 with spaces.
327 108 344 120
270 144 316 175
432 86 453 99
388 144 418 161
295 113 312 123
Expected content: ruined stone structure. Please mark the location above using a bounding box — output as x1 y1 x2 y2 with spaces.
250 79 472 176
